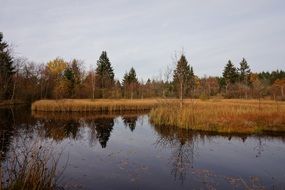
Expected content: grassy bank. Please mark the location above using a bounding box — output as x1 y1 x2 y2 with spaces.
32 99 160 112
149 99 285 134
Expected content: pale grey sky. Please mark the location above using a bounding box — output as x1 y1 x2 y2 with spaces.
1 0 284 80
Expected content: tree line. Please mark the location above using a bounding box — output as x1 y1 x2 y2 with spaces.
0 32 284 102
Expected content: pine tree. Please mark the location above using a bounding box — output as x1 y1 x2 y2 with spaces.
122 67 138 86
95 51 114 88
173 54 194 103
0 32 15 99
223 60 238 84
238 58 251 85
122 67 139 99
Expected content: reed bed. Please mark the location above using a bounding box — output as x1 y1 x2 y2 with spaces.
149 99 285 134
32 99 161 112
0 139 63 190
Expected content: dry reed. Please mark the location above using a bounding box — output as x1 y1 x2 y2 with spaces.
0 139 64 190
32 99 160 112
149 99 285 134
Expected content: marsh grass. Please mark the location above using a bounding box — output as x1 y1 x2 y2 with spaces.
149 99 285 134
32 99 160 112
0 139 64 190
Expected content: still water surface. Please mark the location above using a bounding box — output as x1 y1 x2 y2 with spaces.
1 107 285 189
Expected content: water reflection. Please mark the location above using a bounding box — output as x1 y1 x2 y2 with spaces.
153 125 197 184
0 107 36 159
90 117 114 148
0 108 15 159
0 108 284 189
122 115 138 132
32 111 147 149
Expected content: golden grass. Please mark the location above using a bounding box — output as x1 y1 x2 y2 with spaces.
149 99 285 134
32 99 161 112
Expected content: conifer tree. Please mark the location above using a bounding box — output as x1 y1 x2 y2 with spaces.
122 67 139 99
238 58 251 85
0 32 15 99
95 51 115 97
173 54 194 104
223 60 238 84
95 51 114 87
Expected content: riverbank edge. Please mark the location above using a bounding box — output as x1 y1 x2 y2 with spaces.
0 100 26 108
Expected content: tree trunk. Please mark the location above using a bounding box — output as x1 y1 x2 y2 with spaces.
180 82 183 108
10 80 16 102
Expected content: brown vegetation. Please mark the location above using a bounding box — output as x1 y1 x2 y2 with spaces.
31 99 160 112
0 140 63 190
149 99 285 134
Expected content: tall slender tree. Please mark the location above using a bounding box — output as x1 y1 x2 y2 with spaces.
238 58 251 98
95 51 115 98
0 32 15 100
238 58 251 84
173 54 194 106
222 60 238 94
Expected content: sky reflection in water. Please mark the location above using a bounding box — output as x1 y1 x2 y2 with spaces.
0 107 285 190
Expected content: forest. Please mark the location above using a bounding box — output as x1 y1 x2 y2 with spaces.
1 32 285 104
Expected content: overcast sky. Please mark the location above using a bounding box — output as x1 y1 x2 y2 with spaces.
1 0 284 80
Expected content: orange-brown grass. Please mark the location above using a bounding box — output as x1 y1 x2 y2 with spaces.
149 99 285 134
32 99 161 112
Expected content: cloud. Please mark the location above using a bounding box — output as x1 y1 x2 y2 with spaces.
1 0 284 80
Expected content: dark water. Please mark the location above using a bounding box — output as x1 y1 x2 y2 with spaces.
1 107 285 190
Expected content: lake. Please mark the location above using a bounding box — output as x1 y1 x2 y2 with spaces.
1 106 285 189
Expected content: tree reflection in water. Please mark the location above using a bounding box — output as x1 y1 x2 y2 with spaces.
122 115 138 132
0 108 15 160
0 107 35 160
36 114 115 149
88 117 114 148
153 124 198 184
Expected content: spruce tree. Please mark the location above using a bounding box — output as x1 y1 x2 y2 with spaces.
173 54 194 102
223 60 238 84
95 51 114 89
122 67 139 99
122 67 138 86
238 58 251 85
0 32 15 99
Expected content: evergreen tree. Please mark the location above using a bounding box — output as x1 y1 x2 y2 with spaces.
173 54 194 102
238 58 251 84
0 32 15 99
122 67 138 86
122 67 139 99
64 66 75 97
95 51 114 89
71 59 82 85
223 60 238 84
